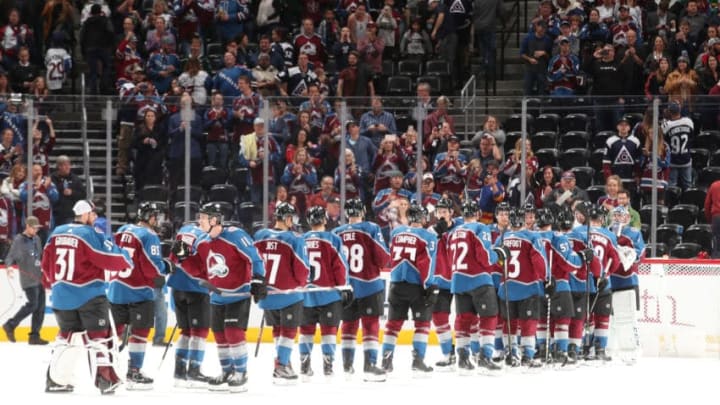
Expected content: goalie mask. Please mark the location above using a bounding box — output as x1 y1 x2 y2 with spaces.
612 205 630 225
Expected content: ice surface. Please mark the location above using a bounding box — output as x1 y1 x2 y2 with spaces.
2 342 718 404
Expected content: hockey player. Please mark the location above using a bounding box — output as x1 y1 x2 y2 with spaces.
168 220 212 388
428 197 462 371
381 203 438 375
195 203 265 393
496 207 547 368
299 206 352 379
568 203 621 362
333 198 389 382
448 199 504 374
523 203 537 230
608 205 645 364
42 200 133 394
489 202 511 359
109 202 173 390
535 208 586 364
254 203 310 384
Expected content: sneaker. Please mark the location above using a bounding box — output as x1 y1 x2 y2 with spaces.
456 349 474 375
434 352 456 372
3 324 15 343
411 350 433 375
126 368 154 390
28 336 49 345
208 371 232 391
322 355 333 377
187 365 210 388
381 351 393 373
273 363 299 385
45 369 73 393
363 357 386 382
227 371 248 393
95 366 121 395
300 354 313 380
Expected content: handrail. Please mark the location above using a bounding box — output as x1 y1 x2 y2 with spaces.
499 0 521 81
82 106 91 197
460 75 477 139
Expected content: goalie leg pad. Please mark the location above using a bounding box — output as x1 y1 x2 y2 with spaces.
611 289 640 354
49 332 89 386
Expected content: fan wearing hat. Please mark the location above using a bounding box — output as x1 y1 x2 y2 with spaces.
601 116 642 183
542 170 590 210
506 157 538 208
548 34 581 97
420 173 442 209
146 35 180 94
664 48 699 105
372 132 408 193
432 134 468 195
477 159 506 224
356 19 384 75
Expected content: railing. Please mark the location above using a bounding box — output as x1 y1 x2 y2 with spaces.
499 0 522 81
460 75 478 137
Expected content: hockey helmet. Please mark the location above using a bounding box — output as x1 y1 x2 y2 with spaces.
536 208 554 228
495 202 511 216
199 202 224 224
274 202 297 220
138 201 161 223
436 197 453 211
407 203 427 224
523 202 536 214
344 198 365 218
556 209 574 231
461 199 479 218
307 205 327 226
509 207 525 228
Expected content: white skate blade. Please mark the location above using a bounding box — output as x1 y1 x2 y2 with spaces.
273 377 299 386
208 383 229 392
362 372 386 382
125 381 153 391
173 379 189 389
228 384 248 393
411 370 433 379
434 364 456 372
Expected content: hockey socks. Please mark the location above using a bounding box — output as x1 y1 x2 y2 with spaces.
432 312 453 356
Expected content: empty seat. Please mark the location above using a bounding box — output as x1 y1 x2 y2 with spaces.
381 60 395 77
670 242 702 259
535 148 559 168
208 184 239 204
656 223 683 250
559 131 589 150
683 224 713 252
668 204 699 230
207 200 235 221
504 114 534 133
201 166 227 190
622 112 644 128
695 130 720 149
559 148 589 171
426 60 450 76
586 185 606 204
172 186 203 204
534 114 560 133
698 166 720 188
560 113 589 133
593 130 616 149
679 187 707 208
504 131 522 151
206 42 223 56
710 150 720 167
386 76 413 96
397 60 422 77
173 201 199 222
589 148 605 183
664 186 682 207
238 201 261 227
691 148 710 170
140 184 168 203
640 204 668 227
230 167 249 194
645 242 668 258
531 131 557 150
571 167 594 189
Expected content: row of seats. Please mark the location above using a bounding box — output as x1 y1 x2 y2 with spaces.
646 241 709 259
640 204 708 231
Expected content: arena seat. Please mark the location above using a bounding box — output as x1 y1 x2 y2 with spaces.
645 242 668 258
668 204 699 230
697 166 720 188
656 223 683 251
640 204 668 227
586 185 605 204
534 114 559 133
531 131 557 150
670 242 702 259
171 186 203 204
140 184 168 203
679 187 707 209
208 184 239 205
534 148 558 168
558 131 589 150
664 186 682 207
504 114 533 133
200 166 228 190
683 224 713 253
691 148 710 170
559 113 589 133
558 148 588 171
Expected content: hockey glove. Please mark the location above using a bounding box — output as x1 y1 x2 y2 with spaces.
250 276 268 303
162 258 176 274
424 285 440 307
596 277 608 292
493 246 511 262
171 240 190 261
433 218 449 236
153 275 166 288
339 285 355 308
578 248 594 263
544 277 556 297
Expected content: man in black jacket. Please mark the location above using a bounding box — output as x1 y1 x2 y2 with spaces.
79 4 114 94
51 155 86 226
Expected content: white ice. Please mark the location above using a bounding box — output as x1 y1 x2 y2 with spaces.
2 342 719 405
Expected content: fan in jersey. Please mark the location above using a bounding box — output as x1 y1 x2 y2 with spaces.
254 203 310 385
448 199 504 374
44 31 72 92
333 198 389 382
661 100 694 191
535 208 586 365
109 202 174 390
168 221 212 388
299 206 352 380
495 207 547 368
427 197 463 371
42 200 132 394
608 205 646 365
195 203 265 393
568 203 621 362
381 203 438 376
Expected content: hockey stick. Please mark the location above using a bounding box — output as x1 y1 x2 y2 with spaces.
499 228 513 363
118 325 131 352
545 252 552 364
588 258 613 315
254 314 265 358
583 214 594 354
158 324 178 371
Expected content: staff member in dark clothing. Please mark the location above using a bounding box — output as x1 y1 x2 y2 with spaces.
51 155 86 226
2 216 47 345
521 20 553 95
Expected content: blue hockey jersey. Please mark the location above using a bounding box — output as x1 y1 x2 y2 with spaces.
388 225 437 289
254 228 309 310
568 225 621 294
609 224 645 290
109 224 167 304
537 230 582 293
168 224 210 294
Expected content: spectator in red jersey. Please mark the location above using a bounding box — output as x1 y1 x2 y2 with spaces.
372 134 409 193
357 22 384 75
20 164 58 243
307 175 339 210
294 18 326 65
281 147 318 214
598 175 624 212
703 179 720 258
29 116 56 176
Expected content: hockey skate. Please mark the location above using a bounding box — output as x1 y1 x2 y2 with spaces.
342 350 355 379
227 371 248 393
566 344 579 367
504 350 521 368
553 350 570 368
300 354 314 381
95 365 122 395
273 363 299 385
435 352 457 372
126 367 154 391
521 355 543 372
381 351 394 373
411 350 433 378
322 355 334 377
45 369 73 393
186 364 210 388
363 355 386 382
173 358 188 388
456 349 475 376
477 355 503 376
594 348 612 363
208 370 232 391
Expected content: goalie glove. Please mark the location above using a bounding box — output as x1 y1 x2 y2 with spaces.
250 276 268 303
424 285 440 307
596 277 609 292
544 277 556 297
617 245 638 271
578 248 594 264
337 285 355 308
171 240 191 261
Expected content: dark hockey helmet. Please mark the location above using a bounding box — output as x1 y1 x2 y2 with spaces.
407 203 427 224
523 202 536 214
589 204 607 222
536 208 554 228
495 202 511 216
436 197 453 211
199 202 224 224
509 207 525 228
307 205 326 226
274 202 297 220
138 201 161 223
461 199 479 217
575 201 593 221
556 209 574 231
344 198 365 218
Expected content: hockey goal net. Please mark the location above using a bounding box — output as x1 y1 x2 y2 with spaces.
637 259 720 358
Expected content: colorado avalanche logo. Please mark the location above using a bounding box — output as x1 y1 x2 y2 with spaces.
207 249 230 278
